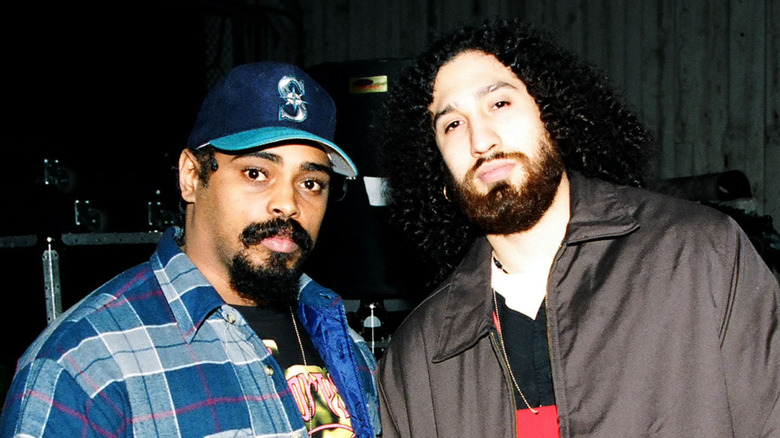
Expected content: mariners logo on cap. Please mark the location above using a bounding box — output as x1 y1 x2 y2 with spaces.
278 76 308 123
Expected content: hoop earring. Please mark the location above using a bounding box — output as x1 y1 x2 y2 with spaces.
443 185 451 202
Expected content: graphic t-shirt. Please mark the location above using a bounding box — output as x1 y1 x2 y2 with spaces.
236 305 354 437
494 294 560 438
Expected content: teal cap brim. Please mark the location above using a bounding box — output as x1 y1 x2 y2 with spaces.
206 127 358 178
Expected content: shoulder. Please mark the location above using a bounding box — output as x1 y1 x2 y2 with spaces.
575 174 735 230
377 282 455 409
599 181 771 298
384 239 492 360
613 184 749 255
573 174 745 244
382 281 452 359
17 261 163 372
621 183 732 223
3 262 165 431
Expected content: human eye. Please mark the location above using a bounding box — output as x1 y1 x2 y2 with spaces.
243 167 268 182
493 100 510 109
300 177 329 195
443 119 463 134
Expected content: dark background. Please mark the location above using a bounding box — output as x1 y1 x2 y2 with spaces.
1 2 207 403
0 1 423 403
2 0 779 407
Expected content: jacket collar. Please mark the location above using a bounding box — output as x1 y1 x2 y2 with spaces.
565 172 639 244
432 172 640 361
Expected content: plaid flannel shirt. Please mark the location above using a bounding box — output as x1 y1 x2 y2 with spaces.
1 227 380 437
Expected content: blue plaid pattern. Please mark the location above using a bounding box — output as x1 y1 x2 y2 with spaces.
1 227 380 437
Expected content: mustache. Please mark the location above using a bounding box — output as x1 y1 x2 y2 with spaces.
472 151 528 171
466 151 530 182
240 217 314 253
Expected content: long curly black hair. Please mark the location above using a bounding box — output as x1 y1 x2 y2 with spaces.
378 19 655 288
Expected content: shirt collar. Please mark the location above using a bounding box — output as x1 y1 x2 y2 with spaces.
150 227 226 342
150 227 318 342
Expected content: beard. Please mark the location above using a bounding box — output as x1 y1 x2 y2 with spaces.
228 217 314 309
449 137 565 235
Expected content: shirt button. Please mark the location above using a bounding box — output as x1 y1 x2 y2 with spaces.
226 313 236 324
265 365 274 376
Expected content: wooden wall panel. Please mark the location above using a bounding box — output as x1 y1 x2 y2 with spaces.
622 1 644 116
298 0 778 221
704 2 729 175
653 0 679 178
675 0 705 175
726 0 766 211
766 1 780 223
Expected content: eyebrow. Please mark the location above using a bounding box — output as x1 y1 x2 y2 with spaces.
302 161 334 176
244 150 281 163
430 81 517 128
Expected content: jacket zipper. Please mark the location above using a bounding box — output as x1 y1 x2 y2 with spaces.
546 243 566 437
489 330 518 436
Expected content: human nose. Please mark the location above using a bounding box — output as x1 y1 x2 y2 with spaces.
469 118 499 156
267 183 300 218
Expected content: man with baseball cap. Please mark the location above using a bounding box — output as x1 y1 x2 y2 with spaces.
1 62 380 438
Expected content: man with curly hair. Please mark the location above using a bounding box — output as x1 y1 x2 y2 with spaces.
376 19 780 437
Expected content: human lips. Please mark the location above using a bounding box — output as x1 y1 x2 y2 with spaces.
475 158 516 184
240 218 313 255
259 233 299 254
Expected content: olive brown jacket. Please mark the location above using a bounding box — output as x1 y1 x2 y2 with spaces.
378 173 780 437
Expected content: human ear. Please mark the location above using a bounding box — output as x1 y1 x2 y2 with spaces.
179 149 200 203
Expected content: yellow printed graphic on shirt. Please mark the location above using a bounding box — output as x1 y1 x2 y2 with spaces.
263 339 354 437
287 364 354 437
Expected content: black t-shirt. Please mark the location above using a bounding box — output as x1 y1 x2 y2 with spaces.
235 305 355 437
495 294 556 409
235 305 324 369
495 295 560 437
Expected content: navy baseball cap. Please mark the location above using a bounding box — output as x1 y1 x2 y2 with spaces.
186 62 358 178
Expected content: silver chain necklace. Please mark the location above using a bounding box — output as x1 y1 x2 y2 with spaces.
492 289 539 414
289 307 310 370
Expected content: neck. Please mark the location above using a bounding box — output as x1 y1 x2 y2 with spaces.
181 220 256 306
184 245 256 306
487 172 570 274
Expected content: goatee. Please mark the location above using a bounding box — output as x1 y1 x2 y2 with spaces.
450 138 565 235
229 217 314 309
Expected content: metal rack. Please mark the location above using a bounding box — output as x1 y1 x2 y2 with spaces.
3 232 163 324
